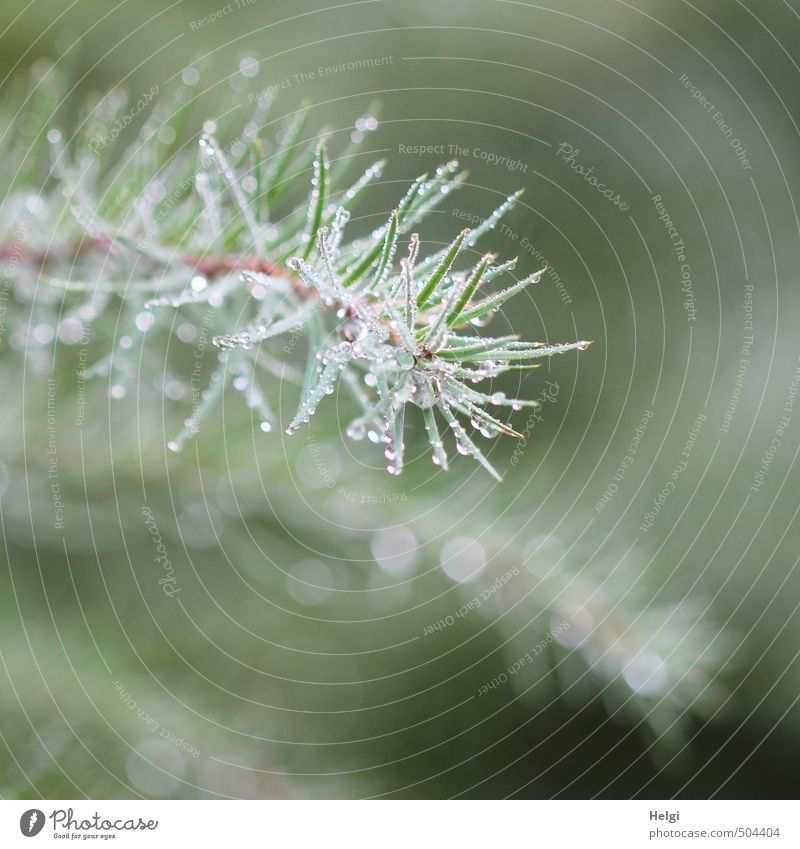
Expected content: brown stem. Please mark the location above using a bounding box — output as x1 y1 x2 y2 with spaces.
3 236 403 345
1 236 285 280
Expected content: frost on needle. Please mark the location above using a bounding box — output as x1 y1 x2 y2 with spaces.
1 66 591 479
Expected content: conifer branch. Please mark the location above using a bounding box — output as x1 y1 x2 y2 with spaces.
0 65 592 477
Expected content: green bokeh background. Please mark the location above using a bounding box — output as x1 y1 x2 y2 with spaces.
1 0 799 798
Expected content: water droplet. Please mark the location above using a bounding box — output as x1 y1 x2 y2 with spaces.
158 125 176 145
164 380 184 400
181 67 200 86
32 323 54 344
440 536 486 583
57 318 84 345
239 56 259 78
394 349 415 371
136 312 155 332
26 195 45 215
346 421 366 441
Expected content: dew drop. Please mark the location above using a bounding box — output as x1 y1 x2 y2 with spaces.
346 421 366 441
394 349 415 371
181 67 200 86
26 195 45 215
136 312 155 332
33 323 54 344
239 56 259 78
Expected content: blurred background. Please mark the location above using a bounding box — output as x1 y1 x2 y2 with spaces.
1 0 799 798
